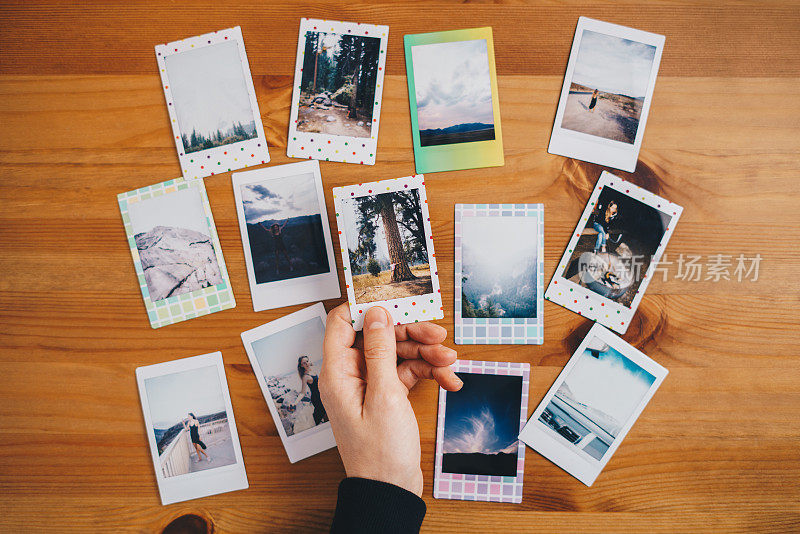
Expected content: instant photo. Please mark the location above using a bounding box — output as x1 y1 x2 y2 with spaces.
545 171 682 333
548 17 664 172
156 26 269 180
232 161 340 311
404 27 504 174
241 303 336 463
287 19 388 165
434 360 529 503
136 352 248 505
519 324 667 486
118 178 235 329
333 175 443 330
455 204 544 344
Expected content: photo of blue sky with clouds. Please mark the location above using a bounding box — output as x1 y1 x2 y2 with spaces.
572 30 656 98
443 372 522 455
240 173 320 225
411 39 494 130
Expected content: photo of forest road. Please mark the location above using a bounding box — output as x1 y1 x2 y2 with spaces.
561 187 671 307
461 216 538 318
411 39 496 147
240 172 331 284
297 31 381 138
560 30 657 144
342 189 432 304
164 41 259 154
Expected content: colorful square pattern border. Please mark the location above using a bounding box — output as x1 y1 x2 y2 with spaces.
434 360 530 503
117 177 236 329
454 204 544 345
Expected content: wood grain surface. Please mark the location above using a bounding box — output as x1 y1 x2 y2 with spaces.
1 1 799 532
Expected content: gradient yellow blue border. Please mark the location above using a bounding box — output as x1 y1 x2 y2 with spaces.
404 27 504 174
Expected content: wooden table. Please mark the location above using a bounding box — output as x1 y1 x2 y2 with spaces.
2 1 799 532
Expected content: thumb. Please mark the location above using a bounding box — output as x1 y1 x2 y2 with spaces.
362 306 400 391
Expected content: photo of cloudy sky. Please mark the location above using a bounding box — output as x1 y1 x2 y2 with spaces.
572 30 656 98
411 39 495 131
240 173 321 225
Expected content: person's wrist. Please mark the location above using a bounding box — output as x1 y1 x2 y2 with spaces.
345 465 423 497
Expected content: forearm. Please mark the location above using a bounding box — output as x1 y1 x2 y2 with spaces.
330 477 426 534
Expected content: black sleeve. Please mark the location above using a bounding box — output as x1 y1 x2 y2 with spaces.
330 477 427 534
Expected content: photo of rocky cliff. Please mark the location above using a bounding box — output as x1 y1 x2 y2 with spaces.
136 226 223 302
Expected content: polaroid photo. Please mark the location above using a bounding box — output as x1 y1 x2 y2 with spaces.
332 175 443 330
287 18 389 165
404 27 504 174
548 17 664 172
232 161 340 311
156 26 269 180
434 360 529 503
117 177 235 329
545 171 682 334
455 204 544 345
136 351 248 505
240 303 336 463
519 323 667 486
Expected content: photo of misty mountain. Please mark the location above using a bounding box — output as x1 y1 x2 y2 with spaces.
442 372 522 476
561 30 657 144
240 172 330 284
538 337 656 461
164 40 259 154
411 39 496 147
461 216 538 319
128 187 222 302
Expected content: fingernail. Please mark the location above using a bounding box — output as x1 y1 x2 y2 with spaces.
365 306 389 330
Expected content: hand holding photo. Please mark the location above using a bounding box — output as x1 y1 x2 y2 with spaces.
136 352 248 505
548 17 664 172
333 175 443 330
287 19 388 165
156 26 269 179
518 324 667 486
241 303 336 463
455 204 544 344
118 178 235 329
404 28 503 173
545 171 681 333
434 360 529 503
232 161 340 311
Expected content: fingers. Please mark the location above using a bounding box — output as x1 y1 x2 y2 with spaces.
394 321 448 345
396 340 457 367
323 303 357 367
361 306 402 392
397 359 463 392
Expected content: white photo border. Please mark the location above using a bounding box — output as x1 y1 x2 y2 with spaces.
135 351 248 505
544 171 682 334
518 323 667 486
332 174 443 330
117 177 236 329
156 26 270 180
434 360 530 503
455 203 544 345
232 161 341 312
287 18 389 165
547 17 665 172
240 303 337 463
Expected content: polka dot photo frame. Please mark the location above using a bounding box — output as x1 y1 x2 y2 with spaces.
155 26 270 180
287 18 389 165
332 174 443 330
544 171 683 334
117 177 235 329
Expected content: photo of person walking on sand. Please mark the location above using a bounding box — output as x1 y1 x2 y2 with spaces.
589 88 599 111
260 218 293 275
183 412 212 463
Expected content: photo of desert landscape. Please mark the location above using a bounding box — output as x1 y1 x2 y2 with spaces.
560 30 656 144
297 31 381 138
341 189 432 304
